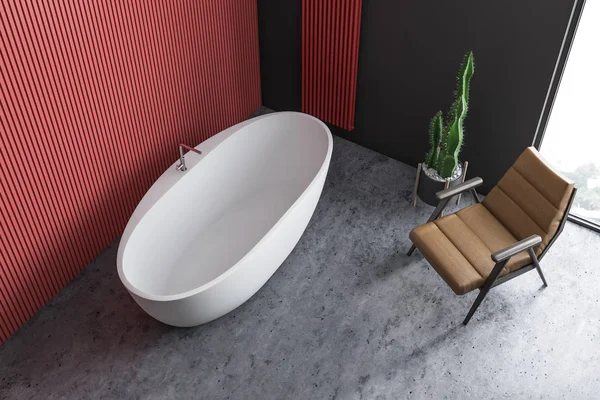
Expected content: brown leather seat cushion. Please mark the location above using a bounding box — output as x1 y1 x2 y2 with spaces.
410 204 533 295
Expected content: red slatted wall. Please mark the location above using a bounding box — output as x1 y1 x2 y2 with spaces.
301 0 362 131
0 0 261 344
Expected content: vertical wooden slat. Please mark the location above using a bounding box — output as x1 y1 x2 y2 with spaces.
301 0 306 113
318 1 326 120
310 0 317 118
349 0 363 128
331 0 341 127
344 1 357 130
0 0 261 345
301 0 362 131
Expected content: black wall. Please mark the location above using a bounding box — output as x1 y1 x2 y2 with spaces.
257 1 302 111
257 0 576 192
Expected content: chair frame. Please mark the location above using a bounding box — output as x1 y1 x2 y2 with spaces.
407 177 577 325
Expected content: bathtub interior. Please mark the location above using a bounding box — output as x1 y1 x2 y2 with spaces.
122 114 330 298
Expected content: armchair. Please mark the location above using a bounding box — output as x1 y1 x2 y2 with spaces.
408 147 576 325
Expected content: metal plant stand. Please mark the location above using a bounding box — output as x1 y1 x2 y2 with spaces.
412 161 469 209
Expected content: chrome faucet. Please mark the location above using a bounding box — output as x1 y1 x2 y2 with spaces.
176 143 202 172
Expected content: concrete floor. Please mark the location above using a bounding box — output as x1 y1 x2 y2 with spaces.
1 132 600 399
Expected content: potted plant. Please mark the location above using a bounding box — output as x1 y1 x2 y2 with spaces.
417 51 475 206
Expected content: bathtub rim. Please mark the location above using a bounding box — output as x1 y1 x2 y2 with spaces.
116 112 333 302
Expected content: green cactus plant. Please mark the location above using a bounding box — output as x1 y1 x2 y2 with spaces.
424 51 475 178
425 111 443 168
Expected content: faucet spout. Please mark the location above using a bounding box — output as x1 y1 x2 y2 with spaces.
176 143 202 172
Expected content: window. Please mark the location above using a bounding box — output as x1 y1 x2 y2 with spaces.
539 0 600 229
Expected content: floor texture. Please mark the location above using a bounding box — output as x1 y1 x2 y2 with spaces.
2 122 600 399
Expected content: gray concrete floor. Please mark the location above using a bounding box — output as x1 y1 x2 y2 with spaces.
1 134 600 400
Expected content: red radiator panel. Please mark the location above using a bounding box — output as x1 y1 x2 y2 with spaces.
0 0 261 344
301 0 362 131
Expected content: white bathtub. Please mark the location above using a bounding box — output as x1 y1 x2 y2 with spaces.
116 112 332 326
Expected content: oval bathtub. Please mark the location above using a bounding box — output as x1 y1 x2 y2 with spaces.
116 112 332 326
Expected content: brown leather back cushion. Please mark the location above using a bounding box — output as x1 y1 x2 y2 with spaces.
482 147 575 253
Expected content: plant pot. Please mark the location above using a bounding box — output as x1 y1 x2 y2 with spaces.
417 162 464 206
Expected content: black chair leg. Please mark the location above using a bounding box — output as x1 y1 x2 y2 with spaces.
528 248 548 287
407 244 417 256
463 286 492 325
463 259 508 325
535 266 548 287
